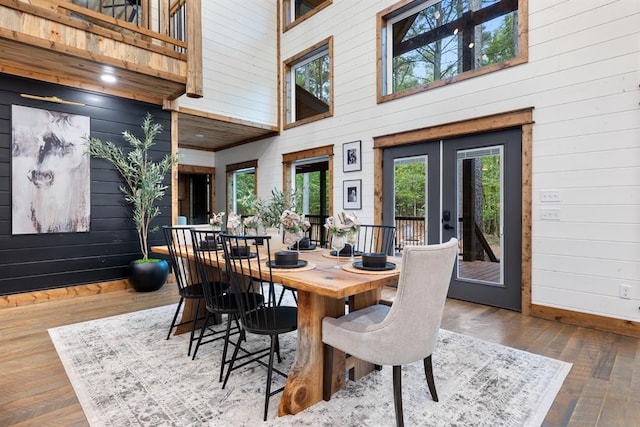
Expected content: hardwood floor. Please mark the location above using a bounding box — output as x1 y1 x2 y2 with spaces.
1 284 639 426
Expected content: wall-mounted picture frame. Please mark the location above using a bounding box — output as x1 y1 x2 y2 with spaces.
11 105 91 235
343 179 362 210
343 140 361 172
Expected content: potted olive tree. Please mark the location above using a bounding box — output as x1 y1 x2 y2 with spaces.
86 113 179 291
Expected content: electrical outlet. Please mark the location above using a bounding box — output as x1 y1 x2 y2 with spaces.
540 190 561 202
620 284 632 299
540 208 560 220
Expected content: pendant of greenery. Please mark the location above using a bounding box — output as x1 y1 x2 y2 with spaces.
86 113 179 261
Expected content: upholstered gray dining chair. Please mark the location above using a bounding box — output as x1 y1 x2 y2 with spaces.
322 238 458 427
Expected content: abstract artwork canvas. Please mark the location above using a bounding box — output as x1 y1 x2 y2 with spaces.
11 105 91 234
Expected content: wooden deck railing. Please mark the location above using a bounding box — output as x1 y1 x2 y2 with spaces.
58 0 188 50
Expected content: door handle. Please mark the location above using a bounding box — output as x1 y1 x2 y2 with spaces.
443 224 454 230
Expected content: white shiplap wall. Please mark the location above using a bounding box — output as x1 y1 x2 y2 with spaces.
189 0 640 321
177 0 278 125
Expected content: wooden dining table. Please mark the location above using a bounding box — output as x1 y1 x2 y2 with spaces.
151 243 401 416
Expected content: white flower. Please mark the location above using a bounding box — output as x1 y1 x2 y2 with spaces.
324 212 353 235
243 215 260 229
210 211 225 226
280 210 310 233
227 212 241 230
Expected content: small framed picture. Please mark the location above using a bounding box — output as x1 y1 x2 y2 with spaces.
343 179 362 210
343 140 361 172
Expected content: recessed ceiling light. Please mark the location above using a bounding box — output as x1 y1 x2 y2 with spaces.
101 74 117 84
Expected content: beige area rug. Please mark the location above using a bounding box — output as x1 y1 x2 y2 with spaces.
49 290 571 426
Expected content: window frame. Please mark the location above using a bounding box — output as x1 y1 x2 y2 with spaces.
376 0 529 104
225 160 258 216
282 0 333 32
283 36 334 130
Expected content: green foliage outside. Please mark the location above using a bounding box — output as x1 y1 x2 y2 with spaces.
294 171 329 215
480 155 501 236
233 171 256 216
392 1 517 93
295 54 330 104
394 155 501 242
394 162 426 217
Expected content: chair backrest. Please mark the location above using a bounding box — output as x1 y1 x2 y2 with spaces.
163 226 200 291
361 238 458 366
190 229 230 311
354 224 396 255
218 234 280 333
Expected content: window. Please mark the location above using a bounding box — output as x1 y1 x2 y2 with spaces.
378 0 527 101
284 37 333 128
226 160 257 216
283 0 332 30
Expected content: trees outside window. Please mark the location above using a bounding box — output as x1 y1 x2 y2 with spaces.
226 161 257 216
380 0 526 99
284 37 333 128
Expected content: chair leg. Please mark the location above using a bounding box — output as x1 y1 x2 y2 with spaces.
219 315 234 382
277 286 285 306
275 335 282 363
323 344 334 401
166 297 184 340
191 310 211 360
423 354 439 402
222 329 242 389
392 365 404 427
263 335 277 421
277 286 298 306
187 298 202 356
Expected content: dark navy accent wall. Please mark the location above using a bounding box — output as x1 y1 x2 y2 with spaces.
0 73 172 295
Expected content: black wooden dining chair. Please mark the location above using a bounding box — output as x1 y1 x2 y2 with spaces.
162 226 206 356
354 224 397 255
327 224 397 256
190 229 260 383
218 233 298 421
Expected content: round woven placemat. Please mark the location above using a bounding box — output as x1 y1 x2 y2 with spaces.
267 262 317 273
341 262 400 275
322 252 361 259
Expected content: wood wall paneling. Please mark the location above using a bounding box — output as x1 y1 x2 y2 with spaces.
0 73 172 295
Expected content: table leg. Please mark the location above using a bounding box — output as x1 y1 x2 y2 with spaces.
173 298 210 335
278 290 345 416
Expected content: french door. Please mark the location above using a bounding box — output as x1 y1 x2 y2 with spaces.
383 129 522 311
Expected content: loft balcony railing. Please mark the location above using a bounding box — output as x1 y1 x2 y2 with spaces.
0 0 203 100
63 0 188 49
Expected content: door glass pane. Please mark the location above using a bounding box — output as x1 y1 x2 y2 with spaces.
394 156 427 251
456 147 504 285
228 168 255 216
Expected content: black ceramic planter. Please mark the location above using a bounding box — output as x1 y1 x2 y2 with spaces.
128 259 169 292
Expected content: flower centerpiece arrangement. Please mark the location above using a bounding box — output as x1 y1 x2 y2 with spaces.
243 215 261 235
325 212 361 266
280 209 310 245
253 188 295 229
226 212 242 234
280 210 310 233
324 212 358 237
209 211 225 230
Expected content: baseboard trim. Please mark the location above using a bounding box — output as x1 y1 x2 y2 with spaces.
531 304 639 339
0 279 132 309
